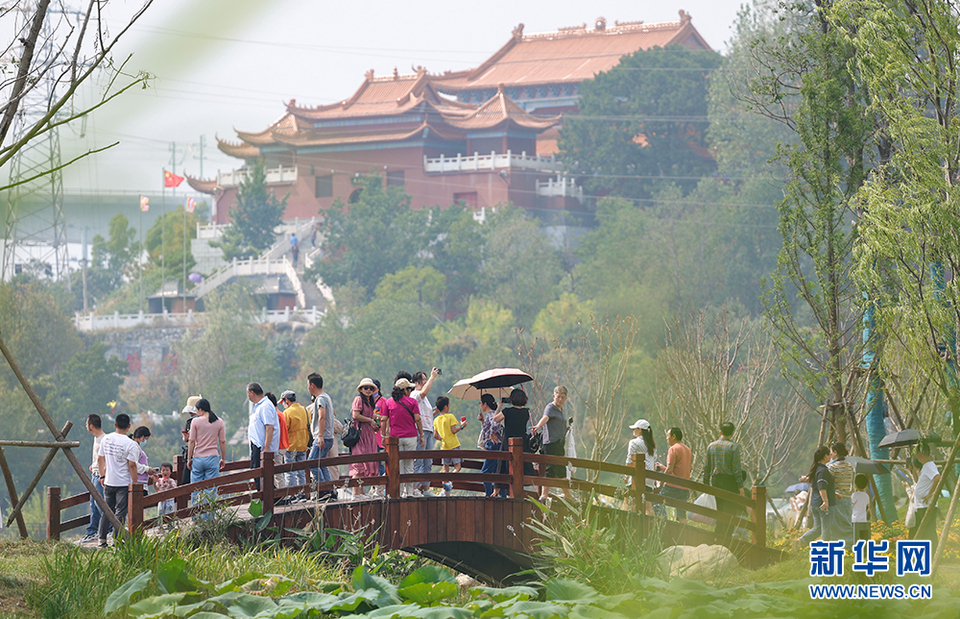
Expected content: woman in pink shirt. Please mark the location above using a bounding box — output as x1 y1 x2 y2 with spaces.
188 398 226 510
379 378 424 497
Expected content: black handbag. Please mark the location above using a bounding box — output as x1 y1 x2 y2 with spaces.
525 429 543 454
342 419 361 448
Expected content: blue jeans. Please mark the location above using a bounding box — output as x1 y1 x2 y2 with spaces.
415 431 435 488
800 504 837 546
87 472 108 536
482 441 505 497
191 455 220 512
286 450 307 488
310 438 334 484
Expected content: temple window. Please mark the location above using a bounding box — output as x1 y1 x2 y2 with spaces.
315 175 333 198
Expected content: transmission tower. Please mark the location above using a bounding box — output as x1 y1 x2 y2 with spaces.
2 2 70 283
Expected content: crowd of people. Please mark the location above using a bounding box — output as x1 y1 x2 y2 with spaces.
81 370 582 547
81 370 944 549
793 439 943 547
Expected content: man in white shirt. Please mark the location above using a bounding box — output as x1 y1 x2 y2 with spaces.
97 413 141 548
911 442 941 541
82 414 106 542
411 368 440 494
247 382 278 492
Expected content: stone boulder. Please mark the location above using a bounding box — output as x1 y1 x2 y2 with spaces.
657 544 738 580
456 573 481 589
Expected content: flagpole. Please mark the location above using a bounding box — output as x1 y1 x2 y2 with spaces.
138 202 143 314
161 173 166 301
183 200 187 311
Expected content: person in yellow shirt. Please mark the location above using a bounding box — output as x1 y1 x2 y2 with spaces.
433 396 466 496
280 390 310 501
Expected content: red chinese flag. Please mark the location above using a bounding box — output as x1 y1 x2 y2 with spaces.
164 170 185 188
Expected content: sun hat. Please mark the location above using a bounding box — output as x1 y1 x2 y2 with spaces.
181 395 201 415
394 378 415 390
357 377 377 391
629 419 651 430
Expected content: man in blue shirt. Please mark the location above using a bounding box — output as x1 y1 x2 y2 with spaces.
247 382 278 491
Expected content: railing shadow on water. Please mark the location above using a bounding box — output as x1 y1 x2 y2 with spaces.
46 436 769 556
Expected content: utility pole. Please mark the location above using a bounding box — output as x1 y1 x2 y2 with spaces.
199 135 205 179
81 227 89 312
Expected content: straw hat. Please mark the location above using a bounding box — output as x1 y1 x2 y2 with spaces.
181 395 201 415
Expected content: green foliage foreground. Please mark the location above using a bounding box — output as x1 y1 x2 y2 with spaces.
100 555 960 619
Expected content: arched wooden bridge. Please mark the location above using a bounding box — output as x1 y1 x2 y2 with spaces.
47 437 782 584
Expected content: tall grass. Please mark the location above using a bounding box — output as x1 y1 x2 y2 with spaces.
24 533 345 619
524 494 664 595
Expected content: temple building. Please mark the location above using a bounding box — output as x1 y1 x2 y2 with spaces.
432 11 710 114
186 11 710 222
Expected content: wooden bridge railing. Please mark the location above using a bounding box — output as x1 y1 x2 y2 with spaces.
46 437 767 549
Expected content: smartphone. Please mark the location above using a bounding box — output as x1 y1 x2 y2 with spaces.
501 397 510 404
460 416 467 425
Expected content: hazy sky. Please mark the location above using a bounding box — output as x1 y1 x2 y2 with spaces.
58 0 747 194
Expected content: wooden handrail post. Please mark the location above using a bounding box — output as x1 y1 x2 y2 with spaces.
175 454 189 513
46 486 61 541
175 454 185 484
633 454 646 540
509 437 524 499
752 485 766 547
128 483 144 534
632 454 645 513
385 437 400 498
262 452 275 508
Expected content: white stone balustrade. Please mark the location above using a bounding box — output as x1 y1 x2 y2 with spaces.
74 306 323 332
216 165 297 187
535 175 583 200
423 150 562 174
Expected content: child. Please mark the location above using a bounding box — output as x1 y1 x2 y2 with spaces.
432 396 466 496
155 462 178 522
851 473 870 541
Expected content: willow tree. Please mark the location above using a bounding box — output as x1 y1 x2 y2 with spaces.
728 0 877 447
841 0 960 560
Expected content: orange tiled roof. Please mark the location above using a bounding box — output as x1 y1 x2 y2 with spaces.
286 68 469 120
433 11 711 92
236 113 310 145
184 172 217 194
440 86 559 131
267 121 465 148
217 136 262 159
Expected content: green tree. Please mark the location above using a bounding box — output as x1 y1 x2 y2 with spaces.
144 205 201 276
480 208 563 328
559 45 722 200
299 279 437 393
428 204 485 317
215 158 287 260
309 175 428 297
91 213 139 276
738 0 876 444
56 343 128 421
68 213 142 310
845 1 960 455
0 277 81 397
0 277 89 495
174 282 283 414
